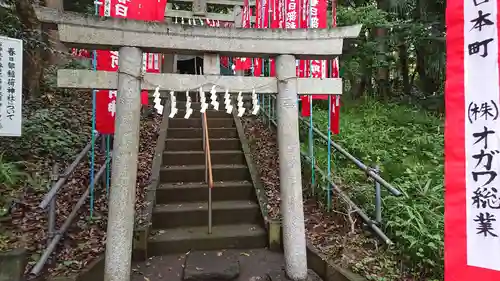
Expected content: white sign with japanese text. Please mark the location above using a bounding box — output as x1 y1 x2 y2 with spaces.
0 36 22 137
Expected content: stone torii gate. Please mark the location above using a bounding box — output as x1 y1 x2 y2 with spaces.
35 7 361 281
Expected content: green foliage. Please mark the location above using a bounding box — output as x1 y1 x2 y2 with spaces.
0 3 48 51
307 99 443 279
336 5 391 82
0 3 20 38
0 62 90 163
0 154 26 217
19 108 86 160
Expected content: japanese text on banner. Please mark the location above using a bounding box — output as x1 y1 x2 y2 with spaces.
308 0 327 79
95 0 166 134
464 0 500 271
0 36 23 137
286 0 299 29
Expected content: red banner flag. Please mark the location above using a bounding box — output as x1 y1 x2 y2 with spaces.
445 0 500 279
71 48 91 58
298 0 308 79
308 0 328 98
329 95 340 135
268 0 284 77
234 0 252 71
254 0 269 76
95 0 167 134
300 0 328 116
254 0 263 77
329 0 340 134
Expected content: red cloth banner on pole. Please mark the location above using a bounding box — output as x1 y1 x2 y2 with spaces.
329 95 340 135
262 0 270 28
285 0 310 116
308 0 327 97
268 0 284 77
299 0 327 117
254 0 269 76
298 0 308 79
329 0 340 134
445 0 500 279
254 0 262 77
234 0 252 71
71 48 90 58
95 0 167 134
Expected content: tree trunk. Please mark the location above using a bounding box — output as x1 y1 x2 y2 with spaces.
375 27 389 99
375 0 390 100
416 47 438 96
44 0 67 65
15 0 44 98
398 40 411 95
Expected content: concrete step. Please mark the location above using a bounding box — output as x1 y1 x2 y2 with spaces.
165 138 241 151
162 150 246 166
176 109 232 118
169 118 235 128
152 200 261 229
156 181 255 204
148 224 267 255
160 164 250 183
183 251 240 281
167 128 239 139
173 101 232 110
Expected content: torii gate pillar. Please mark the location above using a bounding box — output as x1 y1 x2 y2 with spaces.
104 46 143 281
276 54 308 280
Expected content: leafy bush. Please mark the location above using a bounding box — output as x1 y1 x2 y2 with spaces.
0 154 26 217
309 98 444 278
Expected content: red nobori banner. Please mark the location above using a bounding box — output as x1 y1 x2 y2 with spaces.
445 0 500 279
329 0 340 134
285 0 299 29
71 48 91 58
234 0 252 71
254 0 263 77
306 0 327 81
95 0 167 134
300 0 328 117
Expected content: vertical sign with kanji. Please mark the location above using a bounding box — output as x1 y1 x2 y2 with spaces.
0 36 22 137
445 0 500 279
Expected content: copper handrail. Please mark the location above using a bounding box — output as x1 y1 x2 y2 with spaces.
202 111 214 234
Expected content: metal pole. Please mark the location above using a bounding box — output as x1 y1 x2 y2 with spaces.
374 166 382 224
203 112 212 234
276 54 308 281
104 46 143 281
39 134 99 209
305 152 393 244
31 161 109 276
208 183 212 234
299 118 401 196
47 164 59 248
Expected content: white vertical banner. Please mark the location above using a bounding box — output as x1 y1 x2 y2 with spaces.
104 0 111 16
0 36 23 137
464 0 500 271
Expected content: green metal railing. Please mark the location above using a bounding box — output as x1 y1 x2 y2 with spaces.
257 93 401 245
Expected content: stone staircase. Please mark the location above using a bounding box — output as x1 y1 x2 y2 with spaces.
147 101 267 256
